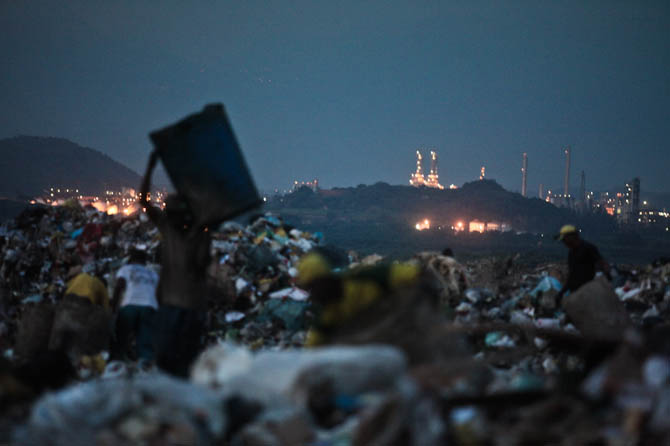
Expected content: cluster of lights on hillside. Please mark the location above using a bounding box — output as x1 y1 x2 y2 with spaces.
32 187 165 216
415 219 511 233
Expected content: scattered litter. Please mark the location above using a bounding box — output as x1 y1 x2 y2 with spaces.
225 311 246 323
268 287 309 301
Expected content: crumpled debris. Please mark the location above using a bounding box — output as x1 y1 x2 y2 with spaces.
484 332 516 348
563 277 631 341
189 343 445 445
529 275 562 297
269 287 310 301
14 374 226 445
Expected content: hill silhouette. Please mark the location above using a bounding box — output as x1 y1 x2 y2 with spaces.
265 180 631 260
268 180 615 235
0 136 141 199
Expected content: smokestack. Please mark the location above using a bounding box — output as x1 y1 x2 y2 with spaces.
539 183 544 199
631 177 640 215
409 150 425 186
429 150 437 177
423 150 444 189
521 152 528 197
580 170 586 204
564 147 571 197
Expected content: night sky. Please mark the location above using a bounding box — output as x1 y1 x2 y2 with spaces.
1 1 668 194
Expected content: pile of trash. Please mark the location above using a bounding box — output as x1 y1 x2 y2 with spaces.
2 203 670 445
205 215 327 349
0 204 326 372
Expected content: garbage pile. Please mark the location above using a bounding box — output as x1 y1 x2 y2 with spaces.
407 254 670 445
206 215 325 349
0 204 324 371
2 204 670 445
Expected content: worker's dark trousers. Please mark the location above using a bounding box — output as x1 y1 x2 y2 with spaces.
116 305 156 361
153 305 205 377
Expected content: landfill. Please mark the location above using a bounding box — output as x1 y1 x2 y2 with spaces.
1 203 670 445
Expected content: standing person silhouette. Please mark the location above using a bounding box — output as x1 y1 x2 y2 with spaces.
139 151 211 377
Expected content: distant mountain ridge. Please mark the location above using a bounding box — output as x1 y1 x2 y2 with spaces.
0 136 142 199
267 180 616 235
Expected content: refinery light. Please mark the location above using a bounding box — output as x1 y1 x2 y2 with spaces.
415 219 430 231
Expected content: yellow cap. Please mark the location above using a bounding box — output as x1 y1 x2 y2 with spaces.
555 224 578 240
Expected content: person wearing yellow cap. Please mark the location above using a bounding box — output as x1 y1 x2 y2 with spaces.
555 225 610 300
297 252 421 347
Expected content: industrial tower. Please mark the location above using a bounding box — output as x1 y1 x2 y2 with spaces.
624 178 640 224
521 152 528 197
424 150 444 189
410 150 444 189
564 147 571 197
409 150 425 186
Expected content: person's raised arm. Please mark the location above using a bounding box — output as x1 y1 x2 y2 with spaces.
139 151 162 223
558 267 575 302
590 244 611 281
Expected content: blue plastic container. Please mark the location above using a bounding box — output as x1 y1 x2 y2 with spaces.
149 104 262 227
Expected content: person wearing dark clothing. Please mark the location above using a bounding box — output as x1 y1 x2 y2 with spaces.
555 225 610 300
140 151 211 377
112 249 159 361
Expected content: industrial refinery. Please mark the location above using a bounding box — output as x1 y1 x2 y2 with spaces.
409 150 444 189
405 145 667 232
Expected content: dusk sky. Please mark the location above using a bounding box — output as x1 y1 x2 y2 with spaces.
1 0 668 194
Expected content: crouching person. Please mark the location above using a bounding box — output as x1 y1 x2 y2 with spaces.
112 249 159 362
49 263 111 359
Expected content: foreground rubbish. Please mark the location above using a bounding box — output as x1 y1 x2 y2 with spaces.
16 345 444 446
15 373 226 445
